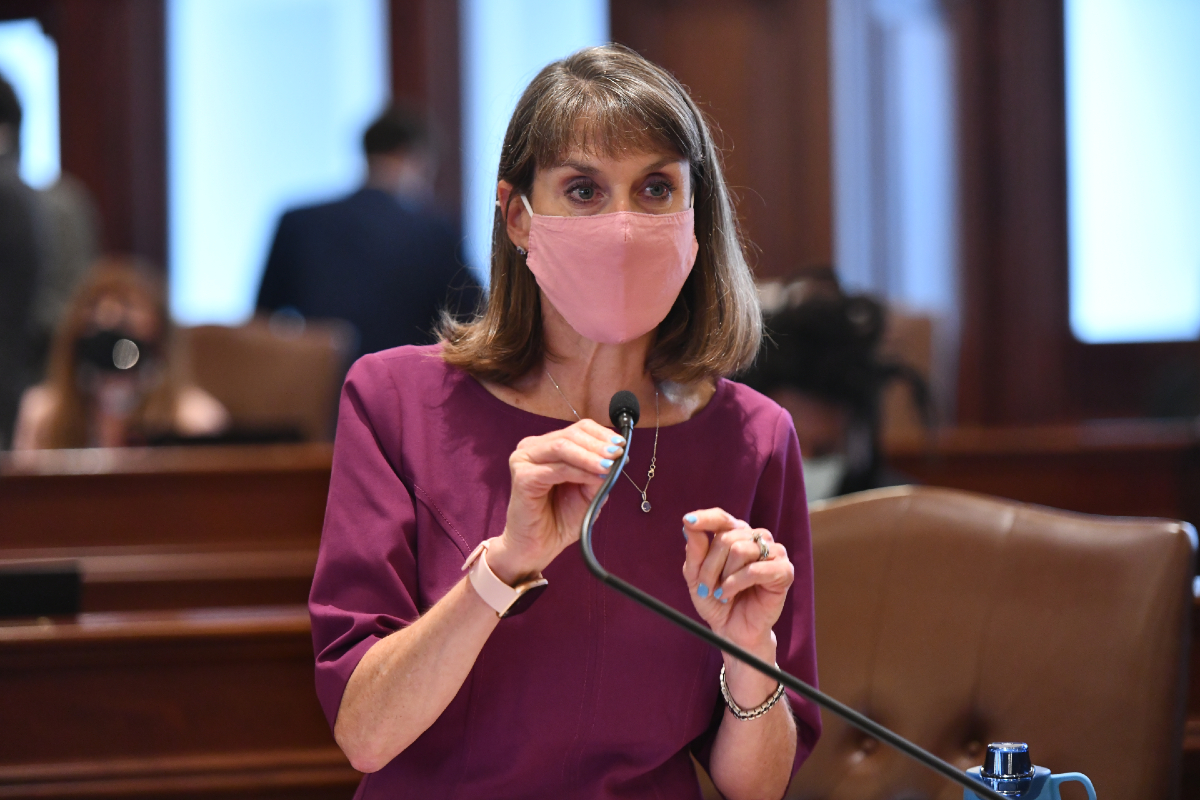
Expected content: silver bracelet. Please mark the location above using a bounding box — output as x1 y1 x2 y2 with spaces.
719 664 787 721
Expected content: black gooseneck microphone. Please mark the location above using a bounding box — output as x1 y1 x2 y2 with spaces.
608 390 641 432
579 391 1006 800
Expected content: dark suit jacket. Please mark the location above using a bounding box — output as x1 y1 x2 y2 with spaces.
256 188 482 357
0 159 40 448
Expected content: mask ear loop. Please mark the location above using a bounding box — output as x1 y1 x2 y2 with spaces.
495 195 532 254
511 195 534 257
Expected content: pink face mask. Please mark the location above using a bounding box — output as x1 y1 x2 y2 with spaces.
520 194 700 344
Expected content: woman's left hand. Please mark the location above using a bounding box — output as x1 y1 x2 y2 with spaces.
681 508 794 655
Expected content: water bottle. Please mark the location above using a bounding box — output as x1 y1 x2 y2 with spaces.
964 743 1096 800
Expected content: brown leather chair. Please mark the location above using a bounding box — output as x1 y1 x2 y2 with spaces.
790 485 1195 800
182 318 354 441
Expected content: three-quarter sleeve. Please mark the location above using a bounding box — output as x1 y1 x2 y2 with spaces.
309 354 421 729
751 407 823 776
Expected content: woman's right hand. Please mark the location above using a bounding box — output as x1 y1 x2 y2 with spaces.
486 419 625 584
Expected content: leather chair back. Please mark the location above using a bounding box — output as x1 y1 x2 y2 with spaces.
182 319 353 441
791 486 1195 800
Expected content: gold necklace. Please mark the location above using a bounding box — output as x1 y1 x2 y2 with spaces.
545 369 659 513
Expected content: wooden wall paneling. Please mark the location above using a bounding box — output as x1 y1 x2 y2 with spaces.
49 0 167 269
952 0 1000 425
886 420 1200 524
1073 340 1200 420
389 0 461 217
610 0 832 280
952 0 1072 425
0 1 46 24
951 0 1200 423
388 0 426 101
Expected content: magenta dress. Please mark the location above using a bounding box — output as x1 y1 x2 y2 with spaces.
310 345 821 798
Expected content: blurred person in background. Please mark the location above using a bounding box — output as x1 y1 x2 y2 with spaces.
256 104 482 358
0 72 41 449
13 257 229 449
740 269 931 501
29 163 100 380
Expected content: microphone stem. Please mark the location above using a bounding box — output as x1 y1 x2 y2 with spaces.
580 418 1005 800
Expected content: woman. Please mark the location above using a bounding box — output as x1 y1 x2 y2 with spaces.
742 269 931 501
13 257 228 449
311 45 820 799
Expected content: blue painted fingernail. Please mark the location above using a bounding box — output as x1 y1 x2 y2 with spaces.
600 458 614 468
605 445 619 454
685 514 698 524
697 583 709 598
611 435 625 445
720 597 729 604
682 526 689 541
714 587 723 599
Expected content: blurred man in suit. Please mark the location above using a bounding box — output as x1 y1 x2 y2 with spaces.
256 106 482 358
0 73 41 448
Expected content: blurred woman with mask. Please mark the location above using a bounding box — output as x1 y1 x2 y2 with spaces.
13 257 228 449
740 272 931 502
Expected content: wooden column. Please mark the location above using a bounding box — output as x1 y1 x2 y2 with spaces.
52 0 166 268
0 0 168 269
951 0 1200 424
389 0 461 217
952 0 1073 425
610 0 833 280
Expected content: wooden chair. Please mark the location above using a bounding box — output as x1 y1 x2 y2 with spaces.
182 318 354 442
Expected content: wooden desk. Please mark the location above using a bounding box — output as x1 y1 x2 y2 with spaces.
0 446 332 611
0 444 333 549
0 605 358 799
885 419 1200 524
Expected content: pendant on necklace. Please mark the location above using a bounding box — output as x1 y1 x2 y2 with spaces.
641 499 652 513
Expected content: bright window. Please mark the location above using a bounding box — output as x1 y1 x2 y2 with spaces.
1066 0 1200 343
460 0 608 281
0 18 60 188
168 0 389 325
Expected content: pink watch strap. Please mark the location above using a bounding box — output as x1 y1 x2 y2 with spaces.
462 540 523 616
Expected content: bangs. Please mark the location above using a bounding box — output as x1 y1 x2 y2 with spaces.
525 75 701 169
442 44 761 386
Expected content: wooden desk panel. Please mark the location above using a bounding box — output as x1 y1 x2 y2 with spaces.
0 606 358 799
0 446 331 613
0 546 317 612
0 445 333 551
885 420 1200 524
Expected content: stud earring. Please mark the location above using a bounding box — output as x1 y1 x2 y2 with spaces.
515 245 527 256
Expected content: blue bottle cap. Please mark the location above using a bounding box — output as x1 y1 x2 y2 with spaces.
980 742 1035 796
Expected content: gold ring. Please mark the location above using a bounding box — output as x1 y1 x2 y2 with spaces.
753 532 770 562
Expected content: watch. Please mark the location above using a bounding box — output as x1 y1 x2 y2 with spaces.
461 539 549 618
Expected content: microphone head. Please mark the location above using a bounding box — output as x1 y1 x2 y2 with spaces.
609 390 640 428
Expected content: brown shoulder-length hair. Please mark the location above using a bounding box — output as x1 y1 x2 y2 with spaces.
41 257 185 448
440 44 761 385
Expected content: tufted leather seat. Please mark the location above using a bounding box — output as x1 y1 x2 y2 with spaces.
789 485 1195 800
